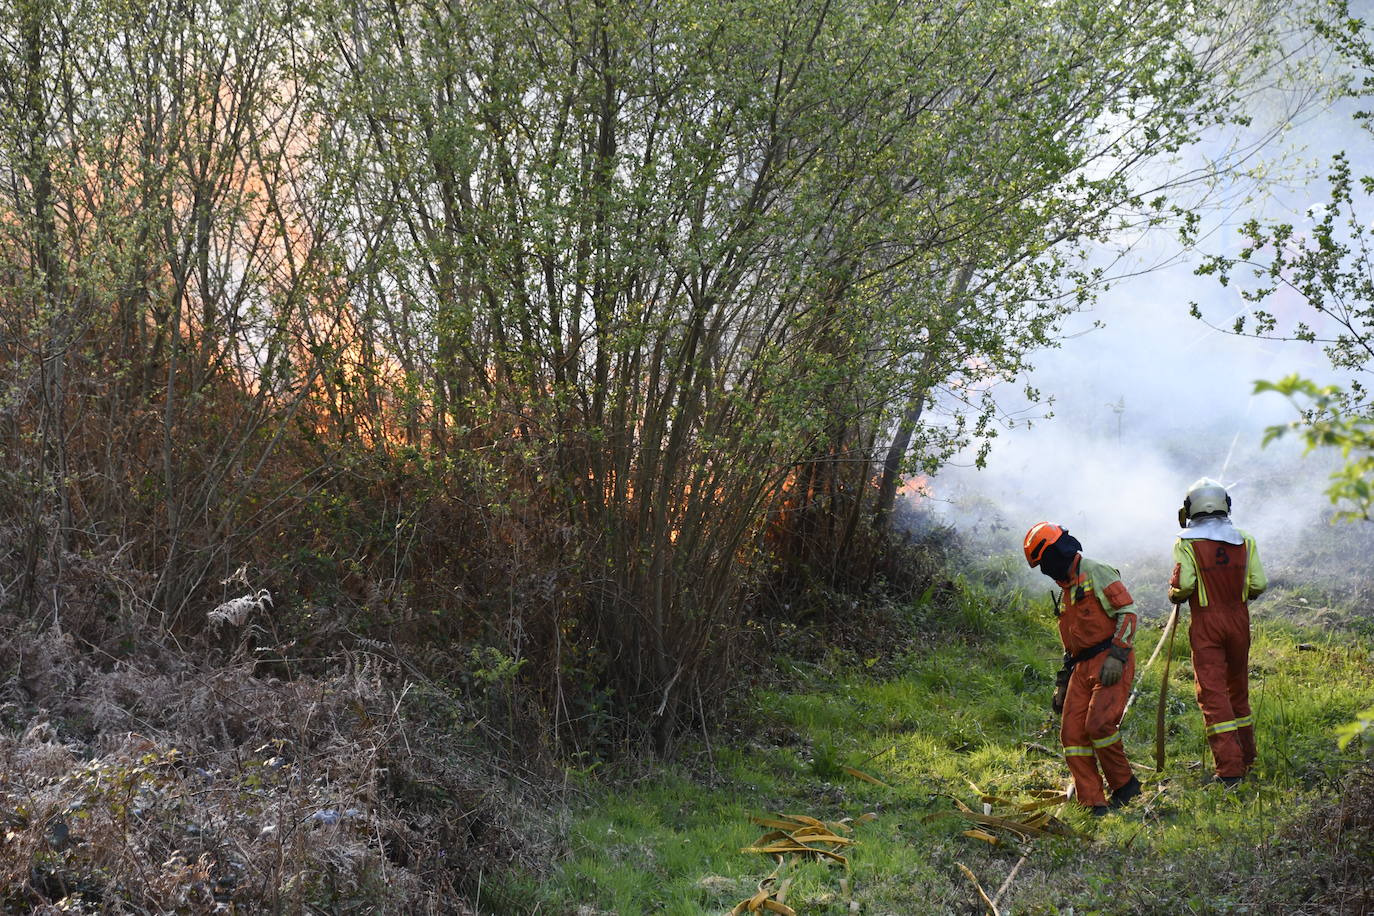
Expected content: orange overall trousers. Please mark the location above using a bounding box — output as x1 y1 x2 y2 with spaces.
1060 650 1137 807
1174 539 1255 778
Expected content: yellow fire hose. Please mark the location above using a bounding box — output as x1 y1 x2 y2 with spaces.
1121 602 1180 721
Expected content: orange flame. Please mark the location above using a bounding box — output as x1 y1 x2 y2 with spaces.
897 475 932 501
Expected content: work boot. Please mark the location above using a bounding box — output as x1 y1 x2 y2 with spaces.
1090 806 1109 817
1109 775 1142 809
1217 775 1243 789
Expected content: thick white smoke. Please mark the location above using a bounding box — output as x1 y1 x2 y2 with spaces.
916 203 1362 615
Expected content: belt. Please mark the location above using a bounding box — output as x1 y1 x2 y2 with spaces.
1064 636 1116 671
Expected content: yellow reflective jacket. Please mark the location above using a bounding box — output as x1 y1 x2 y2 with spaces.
1168 529 1266 607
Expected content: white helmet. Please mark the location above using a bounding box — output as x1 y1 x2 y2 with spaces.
1180 477 1231 525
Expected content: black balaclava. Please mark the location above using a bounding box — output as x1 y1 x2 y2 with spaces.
1038 531 1082 583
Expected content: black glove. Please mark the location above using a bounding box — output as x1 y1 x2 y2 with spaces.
1099 645 1129 687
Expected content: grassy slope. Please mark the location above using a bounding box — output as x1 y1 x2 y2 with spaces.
490 581 1374 915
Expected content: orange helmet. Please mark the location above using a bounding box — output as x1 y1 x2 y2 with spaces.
1023 522 1065 567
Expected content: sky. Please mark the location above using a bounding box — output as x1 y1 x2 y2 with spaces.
912 24 1374 609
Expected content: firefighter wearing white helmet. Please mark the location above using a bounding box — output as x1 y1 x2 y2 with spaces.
1177 478 1231 527
1168 478 1267 787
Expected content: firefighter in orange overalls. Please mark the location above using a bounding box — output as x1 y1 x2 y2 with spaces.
1168 478 1267 786
1024 523 1142 815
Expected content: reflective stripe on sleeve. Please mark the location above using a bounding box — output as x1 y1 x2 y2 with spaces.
1113 612 1136 648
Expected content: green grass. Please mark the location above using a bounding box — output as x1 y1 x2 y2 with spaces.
486 586 1374 915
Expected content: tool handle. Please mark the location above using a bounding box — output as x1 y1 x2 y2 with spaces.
1154 603 1181 773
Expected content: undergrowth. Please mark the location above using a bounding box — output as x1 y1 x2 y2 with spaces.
492 577 1374 915
1 538 1368 914
0 559 559 914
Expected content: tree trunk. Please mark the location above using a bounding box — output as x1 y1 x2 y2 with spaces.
873 265 975 534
